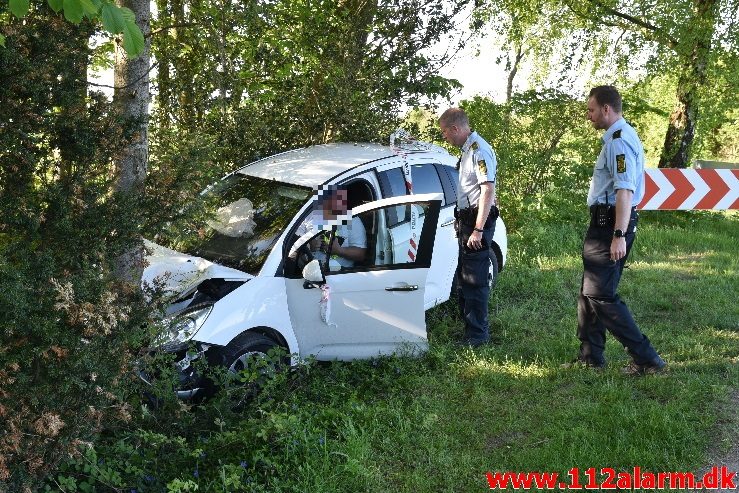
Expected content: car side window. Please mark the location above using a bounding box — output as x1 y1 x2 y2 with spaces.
333 202 433 272
442 165 459 205
378 164 444 227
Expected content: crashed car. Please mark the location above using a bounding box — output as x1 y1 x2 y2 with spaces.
142 138 508 398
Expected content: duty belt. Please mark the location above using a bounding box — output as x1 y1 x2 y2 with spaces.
454 205 500 225
589 204 637 228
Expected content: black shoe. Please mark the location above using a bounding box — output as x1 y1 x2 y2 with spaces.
621 356 667 376
561 357 606 370
458 337 489 348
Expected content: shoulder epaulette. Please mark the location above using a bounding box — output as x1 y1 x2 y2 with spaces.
613 129 622 139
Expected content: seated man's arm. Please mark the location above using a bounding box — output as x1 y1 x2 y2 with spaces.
331 217 367 262
332 243 367 262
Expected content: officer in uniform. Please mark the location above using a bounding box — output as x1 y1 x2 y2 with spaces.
575 85 666 374
439 108 499 346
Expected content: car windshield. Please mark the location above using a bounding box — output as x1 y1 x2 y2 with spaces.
179 174 311 274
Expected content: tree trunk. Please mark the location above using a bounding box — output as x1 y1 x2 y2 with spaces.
659 72 699 168
113 0 151 283
506 42 524 103
658 0 717 168
172 0 197 126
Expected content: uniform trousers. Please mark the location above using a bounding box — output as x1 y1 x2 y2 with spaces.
456 214 496 344
577 211 659 365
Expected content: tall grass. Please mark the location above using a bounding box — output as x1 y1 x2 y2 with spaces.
46 209 738 492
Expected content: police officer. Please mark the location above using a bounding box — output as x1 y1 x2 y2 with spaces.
575 85 666 375
439 108 499 346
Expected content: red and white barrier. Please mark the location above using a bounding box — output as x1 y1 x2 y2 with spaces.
637 168 739 210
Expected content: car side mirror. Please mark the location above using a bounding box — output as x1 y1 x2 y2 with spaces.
302 259 325 283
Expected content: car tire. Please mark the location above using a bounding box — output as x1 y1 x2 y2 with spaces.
205 331 286 401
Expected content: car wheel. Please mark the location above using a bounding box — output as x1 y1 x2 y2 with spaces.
206 332 286 400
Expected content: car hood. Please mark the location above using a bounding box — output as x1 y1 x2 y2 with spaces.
142 240 254 298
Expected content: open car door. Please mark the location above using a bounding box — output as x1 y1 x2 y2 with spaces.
285 193 442 360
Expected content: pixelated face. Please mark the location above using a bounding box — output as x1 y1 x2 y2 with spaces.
325 189 348 218
314 185 348 220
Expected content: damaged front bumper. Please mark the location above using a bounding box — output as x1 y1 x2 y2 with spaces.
137 341 221 400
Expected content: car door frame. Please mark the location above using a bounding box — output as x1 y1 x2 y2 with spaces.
284 193 442 360
374 158 459 308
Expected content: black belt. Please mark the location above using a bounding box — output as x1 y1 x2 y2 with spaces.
454 205 499 222
589 204 637 214
589 204 637 228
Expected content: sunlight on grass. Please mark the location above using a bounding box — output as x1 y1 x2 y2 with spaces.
532 254 581 271
631 251 737 274
454 352 553 379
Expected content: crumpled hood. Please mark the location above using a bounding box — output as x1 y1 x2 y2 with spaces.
142 240 254 298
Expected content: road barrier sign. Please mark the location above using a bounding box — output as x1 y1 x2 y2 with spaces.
637 168 739 210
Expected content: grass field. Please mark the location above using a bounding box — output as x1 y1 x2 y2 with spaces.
48 209 738 492
249 210 738 492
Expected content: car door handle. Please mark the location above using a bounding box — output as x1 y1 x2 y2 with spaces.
441 219 455 227
385 284 418 291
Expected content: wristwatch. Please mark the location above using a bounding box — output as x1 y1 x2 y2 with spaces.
474 228 484 233
613 229 626 238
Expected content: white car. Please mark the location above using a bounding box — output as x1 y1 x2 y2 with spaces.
143 140 507 398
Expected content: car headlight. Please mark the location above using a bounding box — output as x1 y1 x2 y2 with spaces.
156 305 213 352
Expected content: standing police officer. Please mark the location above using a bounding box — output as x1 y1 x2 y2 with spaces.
575 85 666 374
439 108 499 346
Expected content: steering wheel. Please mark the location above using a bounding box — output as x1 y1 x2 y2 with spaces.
295 240 315 272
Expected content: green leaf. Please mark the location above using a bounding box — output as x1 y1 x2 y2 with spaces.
119 6 135 23
63 0 84 23
0 34 5 48
122 19 145 57
78 0 98 16
9 0 31 18
47 0 63 12
101 3 126 33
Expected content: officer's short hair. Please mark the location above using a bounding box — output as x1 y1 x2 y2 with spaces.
588 85 622 113
439 108 469 128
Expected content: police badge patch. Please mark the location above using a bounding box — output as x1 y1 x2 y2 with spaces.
478 159 487 175
616 154 626 173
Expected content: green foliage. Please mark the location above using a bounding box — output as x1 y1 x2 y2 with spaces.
476 0 739 168
0 9 152 489
44 205 739 490
458 91 596 230
9 0 30 17
2 0 144 56
150 0 467 165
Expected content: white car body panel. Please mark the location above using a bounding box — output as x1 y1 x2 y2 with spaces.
143 240 253 298
191 276 299 355
285 194 440 359
239 143 393 187
147 142 507 363
285 269 429 360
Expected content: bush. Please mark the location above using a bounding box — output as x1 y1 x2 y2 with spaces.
0 12 153 490
461 91 597 230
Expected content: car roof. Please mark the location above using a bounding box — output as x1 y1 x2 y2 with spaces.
236 142 451 187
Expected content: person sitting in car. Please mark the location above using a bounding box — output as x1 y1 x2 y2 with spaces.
297 187 367 269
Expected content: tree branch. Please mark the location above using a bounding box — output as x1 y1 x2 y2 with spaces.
567 0 679 49
88 62 159 90
149 22 200 37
